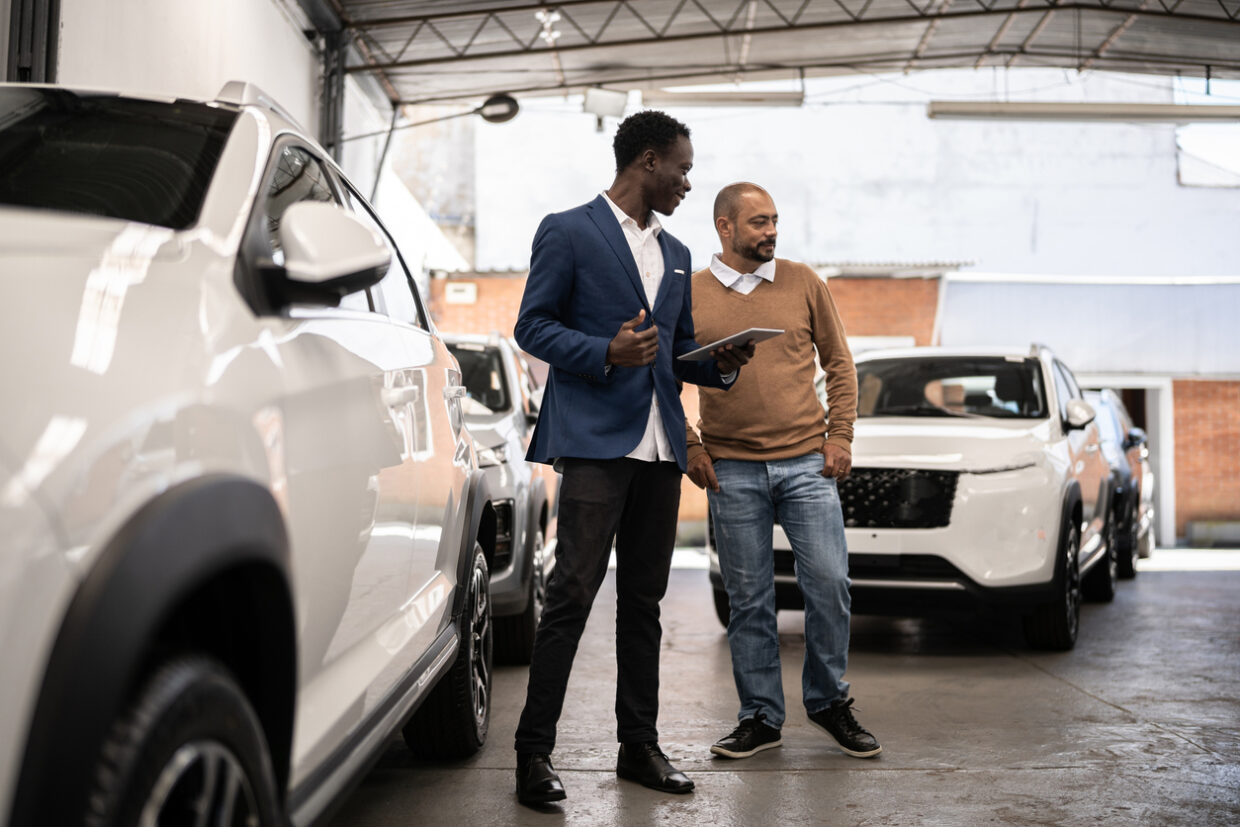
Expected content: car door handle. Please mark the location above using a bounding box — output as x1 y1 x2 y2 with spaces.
382 385 420 407
443 385 466 400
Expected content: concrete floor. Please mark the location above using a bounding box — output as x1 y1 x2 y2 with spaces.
329 552 1240 826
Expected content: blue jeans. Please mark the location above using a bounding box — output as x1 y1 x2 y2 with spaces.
709 453 851 728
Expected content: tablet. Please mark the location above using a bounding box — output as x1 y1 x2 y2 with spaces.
676 327 784 361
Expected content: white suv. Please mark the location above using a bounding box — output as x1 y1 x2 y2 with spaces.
708 344 1118 650
0 83 498 826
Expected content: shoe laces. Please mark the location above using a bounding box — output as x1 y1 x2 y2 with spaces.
728 712 770 739
831 699 868 736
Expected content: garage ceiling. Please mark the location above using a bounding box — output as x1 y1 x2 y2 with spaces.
327 0 1240 105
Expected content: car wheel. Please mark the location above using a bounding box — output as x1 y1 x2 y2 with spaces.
1116 499 1139 580
1023 521 1081 651
404 544 492 759
495 529 544 665
85 655 282 827
1083 516 1118 602
1138 521 1154 559
712 587 730 629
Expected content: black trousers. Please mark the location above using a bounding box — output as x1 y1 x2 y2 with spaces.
514 457 682 754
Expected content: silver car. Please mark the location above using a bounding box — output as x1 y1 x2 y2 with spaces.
445 333 559 664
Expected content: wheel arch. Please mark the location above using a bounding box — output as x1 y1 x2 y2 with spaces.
10 474 294 827
455 470 494 619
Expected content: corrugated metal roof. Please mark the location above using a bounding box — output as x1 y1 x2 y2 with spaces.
326 0 1240 105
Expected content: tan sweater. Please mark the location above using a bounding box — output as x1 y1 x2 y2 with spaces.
686 259 857 462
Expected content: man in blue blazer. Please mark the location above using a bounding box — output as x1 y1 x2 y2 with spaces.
512 111 752 806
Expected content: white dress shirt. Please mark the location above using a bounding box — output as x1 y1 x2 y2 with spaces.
709 253 776 295
601 191 675 463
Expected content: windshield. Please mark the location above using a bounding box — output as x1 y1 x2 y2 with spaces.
447 343 511 415
858 356 1047 419
0 88 237 229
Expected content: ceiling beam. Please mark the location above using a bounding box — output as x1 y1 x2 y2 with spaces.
347 4 1240 73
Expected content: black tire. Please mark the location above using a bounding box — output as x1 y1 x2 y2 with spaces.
1083 516 1118 603
86 655 282 827
712 587 730 628
495 530 544 665
1023 521 1081 651
1116 498 1140 580
404 544 492 759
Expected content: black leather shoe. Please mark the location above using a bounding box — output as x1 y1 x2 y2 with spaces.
616 742 695 794
516 752 566 805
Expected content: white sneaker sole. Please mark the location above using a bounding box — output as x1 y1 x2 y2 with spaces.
808 718 883 758
709 738 783 759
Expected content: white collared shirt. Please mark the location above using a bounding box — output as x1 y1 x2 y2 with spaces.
709 253 775 295
601 191 673 463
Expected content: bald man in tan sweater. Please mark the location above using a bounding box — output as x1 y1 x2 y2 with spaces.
686 183 881 761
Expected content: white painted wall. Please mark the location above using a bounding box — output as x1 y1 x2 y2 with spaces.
475 70 1240 277
56 0 318 129
53 0 466 279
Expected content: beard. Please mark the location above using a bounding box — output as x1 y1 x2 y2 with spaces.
734 238 775 263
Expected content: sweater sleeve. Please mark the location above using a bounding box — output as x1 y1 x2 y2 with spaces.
808 269 857 451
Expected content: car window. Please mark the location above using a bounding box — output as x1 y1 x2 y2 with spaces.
255 145 370 312
0 87 236 228
447 343 511 414
1051 361 1076 421
856 356 1047 418
338 185 428 329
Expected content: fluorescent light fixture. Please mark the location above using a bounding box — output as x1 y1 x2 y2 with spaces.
927 101 1240 123
583 87 628 118
641 90 804 108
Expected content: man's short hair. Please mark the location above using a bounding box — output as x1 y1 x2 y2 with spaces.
713 182 769 222
613 110 691 172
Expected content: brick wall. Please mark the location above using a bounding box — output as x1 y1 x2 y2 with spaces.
1172 379 1240 536
428 274 527 336
826 276 941 346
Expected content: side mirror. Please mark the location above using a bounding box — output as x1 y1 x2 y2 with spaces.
1123 426 1148 450
1065 398 1096 430
278 201 391 299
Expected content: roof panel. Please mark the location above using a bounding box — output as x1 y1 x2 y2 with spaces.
334 0 1240 103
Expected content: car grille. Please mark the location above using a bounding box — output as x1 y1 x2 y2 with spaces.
774 551 966 582
838 468 958 529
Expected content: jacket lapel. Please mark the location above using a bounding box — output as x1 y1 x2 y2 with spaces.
651 231 679 314
585 195 649 312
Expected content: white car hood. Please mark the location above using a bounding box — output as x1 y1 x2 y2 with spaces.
852 417 1053 473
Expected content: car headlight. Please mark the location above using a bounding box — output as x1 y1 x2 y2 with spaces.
476 444 508 467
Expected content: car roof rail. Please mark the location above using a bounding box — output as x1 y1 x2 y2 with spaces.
215 81 305 131
1028 341 1049 357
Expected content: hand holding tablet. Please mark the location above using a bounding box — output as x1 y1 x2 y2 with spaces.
677 327 785 362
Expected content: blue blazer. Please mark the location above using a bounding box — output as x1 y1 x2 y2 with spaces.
514 195 732 471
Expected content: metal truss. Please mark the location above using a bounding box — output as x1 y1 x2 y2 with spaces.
335 0 1240 101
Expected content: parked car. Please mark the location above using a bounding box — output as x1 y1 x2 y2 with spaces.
1085 388 1155 577
0 82 500 827
443 333 558 664
708 344 1118 650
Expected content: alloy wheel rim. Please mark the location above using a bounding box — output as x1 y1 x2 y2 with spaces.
1065 527 1081 638
470 562 492 726
140 741 259 827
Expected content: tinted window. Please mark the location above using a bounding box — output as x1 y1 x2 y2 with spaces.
1051 362 1076 420
857 356 1047 419
447 343 511 414
0 88 236 228
263 146 337 265
339 186 427 328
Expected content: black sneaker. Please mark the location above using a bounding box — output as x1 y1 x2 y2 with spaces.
808 698 882 758
710 713 783 759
